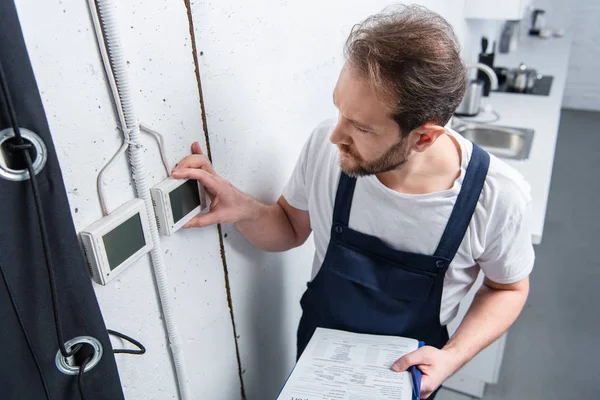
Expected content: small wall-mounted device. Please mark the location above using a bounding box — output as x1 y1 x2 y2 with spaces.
150 177 208 236
80 199 153 285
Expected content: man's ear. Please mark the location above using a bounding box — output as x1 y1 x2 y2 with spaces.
410 123 446 152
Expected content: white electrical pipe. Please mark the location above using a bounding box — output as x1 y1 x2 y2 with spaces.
89 1 190 398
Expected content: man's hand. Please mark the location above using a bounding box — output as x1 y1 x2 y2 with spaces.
392 346 459 399
171 142 256 228
391 276 530 399
171 142 311 252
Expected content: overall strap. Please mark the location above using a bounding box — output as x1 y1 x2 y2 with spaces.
332 173 357 226
434 144 490 261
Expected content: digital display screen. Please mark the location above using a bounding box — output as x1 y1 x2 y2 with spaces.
169 180 200 223
102 213 146 270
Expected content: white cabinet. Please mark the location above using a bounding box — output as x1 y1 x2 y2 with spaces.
464 0 532 21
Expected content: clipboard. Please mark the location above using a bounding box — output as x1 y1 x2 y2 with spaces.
278 329 427 400
409 341 425 400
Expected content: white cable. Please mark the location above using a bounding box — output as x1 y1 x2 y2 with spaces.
89 1 190 399
96 139 129 215
139 123 172 175
453 107 501 125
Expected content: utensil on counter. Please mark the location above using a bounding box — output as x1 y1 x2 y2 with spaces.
529 9 546 36
477 36 495 96
499 21 519 54
455 63 499 117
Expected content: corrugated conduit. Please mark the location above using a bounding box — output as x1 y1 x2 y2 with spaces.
89 0 190 398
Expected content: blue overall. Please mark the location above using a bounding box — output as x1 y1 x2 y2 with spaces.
296 144 490 398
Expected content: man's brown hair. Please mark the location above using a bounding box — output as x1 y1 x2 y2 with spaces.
345 4 466 136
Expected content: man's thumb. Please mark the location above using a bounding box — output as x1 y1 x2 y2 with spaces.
392 348 425 372
183 210 222 229
191 141 204 155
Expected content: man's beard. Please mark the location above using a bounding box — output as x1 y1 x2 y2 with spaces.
338 139 411 177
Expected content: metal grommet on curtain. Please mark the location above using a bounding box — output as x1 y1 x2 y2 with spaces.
55 336 103 376
0 127 47 181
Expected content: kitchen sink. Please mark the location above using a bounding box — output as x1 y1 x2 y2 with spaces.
452 123 534 160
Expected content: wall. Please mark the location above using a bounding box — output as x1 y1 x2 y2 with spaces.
189 1 468 399
533 0 600 110
14 0 241 399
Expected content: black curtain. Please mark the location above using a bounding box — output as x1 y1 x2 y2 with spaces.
0 0 125 398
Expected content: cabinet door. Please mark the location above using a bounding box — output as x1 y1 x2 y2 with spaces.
464 0 527 20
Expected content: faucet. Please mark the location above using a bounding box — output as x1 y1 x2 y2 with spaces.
466 62 499 91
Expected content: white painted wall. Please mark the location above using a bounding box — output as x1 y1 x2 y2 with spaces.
190 1 468 399
532 0 600 110
14 0 240 399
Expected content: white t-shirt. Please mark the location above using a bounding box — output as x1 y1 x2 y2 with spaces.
282 119 535 326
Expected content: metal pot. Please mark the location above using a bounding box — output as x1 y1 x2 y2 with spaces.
506 63 540 92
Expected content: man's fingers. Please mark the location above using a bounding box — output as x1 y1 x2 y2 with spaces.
191 141 204 155
173 154 217 175
171 168 219 192
392 347 430 372
183 211 223 228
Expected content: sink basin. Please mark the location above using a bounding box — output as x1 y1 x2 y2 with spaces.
453 123 534 160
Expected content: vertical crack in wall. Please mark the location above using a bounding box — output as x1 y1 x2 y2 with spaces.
182 0 212 162
183 1 247 399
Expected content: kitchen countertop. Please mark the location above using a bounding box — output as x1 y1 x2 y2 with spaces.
455 34 573 244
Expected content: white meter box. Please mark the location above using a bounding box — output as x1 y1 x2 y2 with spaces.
80 198 153 285
150 177 209 236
